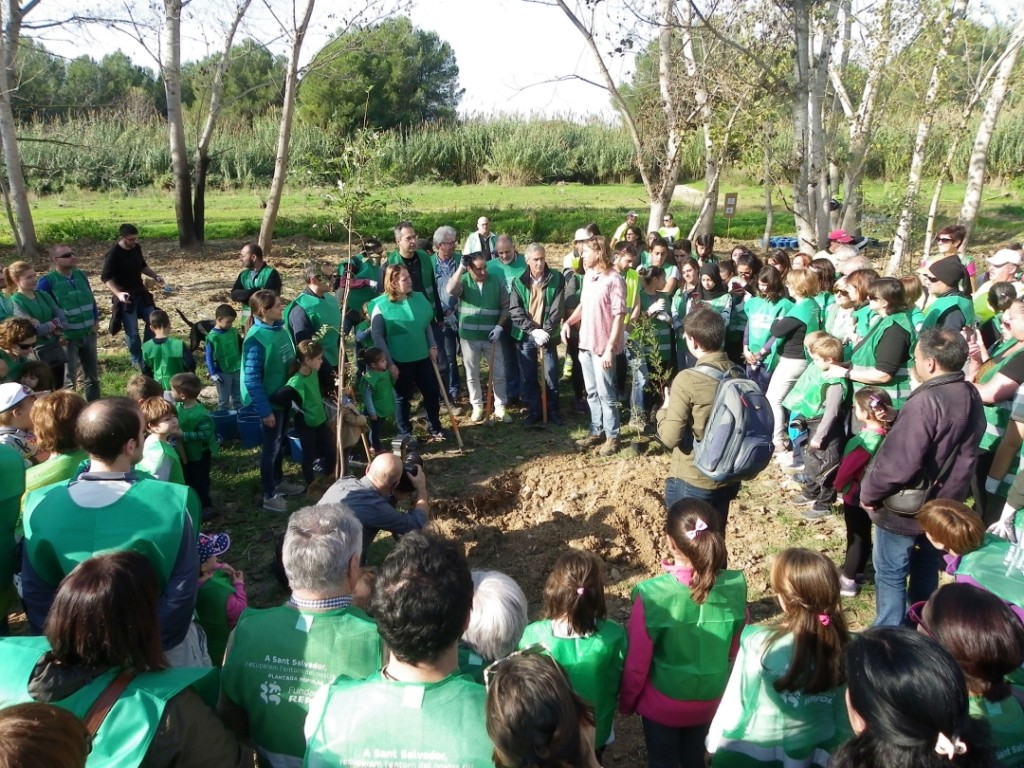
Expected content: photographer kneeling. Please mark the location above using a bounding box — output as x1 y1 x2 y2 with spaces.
318 447 428 563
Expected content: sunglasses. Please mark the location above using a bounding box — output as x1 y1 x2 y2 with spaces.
56 251 76 259
16 341 35 350
907 600 930 634
923 275 940 283
937 237 954 244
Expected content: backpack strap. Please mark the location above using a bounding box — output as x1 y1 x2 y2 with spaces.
693 364 744 381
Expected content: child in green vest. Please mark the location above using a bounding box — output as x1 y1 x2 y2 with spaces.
195 532 247 668
706 548 852 767
272 340 335 490
169 372 217 519
620 501 747 768
0 382 40 468
142 310 193 389
205 304 241 412
136 395 186 485
518 549 627 757
359 347 395 454
832 386 892 597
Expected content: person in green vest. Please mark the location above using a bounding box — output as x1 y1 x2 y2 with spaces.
136 395 186 485
972 249 1022 328
37 245 100 401
220 504 381 767
0 549 253 767
743 266 794 392
303 531 492 768
0 443 23 631
230 242 282 326
284 261 341 397
648 238 680 297
921 256 975 331
658 213 681 244
337 238 382 335
459 570 528 684
194 532 247 669
383 220 443 323
518 549 627 754
612 210 639 245
448 251 512 423
619 502 747 768
0 268 12 323
488 235 528 403
23 391 88 503
614 242 642 404
142 310 194 389
899 274 927 332
206 304 242 411
241 290 301 513
0 317 37 384
632 267 674 419
431 226 464 404
170 373 218 519
358 347 396 453
7 260 68 391
707 548 852 768
510 243 567 426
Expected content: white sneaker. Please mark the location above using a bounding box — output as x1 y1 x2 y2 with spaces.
276 480 305 496
494 406 512 423
263 494 287 512
471 407 485 423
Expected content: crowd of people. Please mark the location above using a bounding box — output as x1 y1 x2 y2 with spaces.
0 215 1022 768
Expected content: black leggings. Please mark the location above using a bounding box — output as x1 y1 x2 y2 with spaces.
294 414 336 485
394 357 442 434
841 502 872 579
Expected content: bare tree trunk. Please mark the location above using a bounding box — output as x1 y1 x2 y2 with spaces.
887 0 969 276
958 18 1024 248
763 137 775 247
259 0 316 255
163 0 197 250
791 0 815 251
679 0 717 236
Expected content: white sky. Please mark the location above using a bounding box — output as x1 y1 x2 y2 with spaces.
31 0 629 119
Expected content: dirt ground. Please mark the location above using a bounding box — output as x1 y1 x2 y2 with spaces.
24 237 859 767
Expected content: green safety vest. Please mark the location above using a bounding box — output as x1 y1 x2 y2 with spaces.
285 291 342 367
956 533 1024 611
624 268 640 312
518 618 627 748
360 368 395 419
973 280 1000 324
457 273 503 342
386 250 438 310
781 364 849 420
978 344 1024 452
0 445 24 615
838 429 885 496
44 269 95 340
206 327 241 374
969 692 1024 768
239 265 276 321
0 293 12 322
303 671 493 768
486 254 527 293
176 402 219 461
137 436 185 485
921 293 975 330
1 349 25 382
195 569 236 668
727 293 747 341
509 270 564 342
222 604 382 762
339 256 379 315
632 570 747 701
0 635 214 768
850 311 916 409
142 337 186 389
853 304 876 338
23 479 192 588
241 322 295 410
24 449 88 501
287 370 326 427
639 291 673 363
457 643 487 685
11 290 60 326
372 293 434 363
788 297 822 334
746 296 794 372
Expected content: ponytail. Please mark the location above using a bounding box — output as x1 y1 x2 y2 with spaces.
665 501 726 604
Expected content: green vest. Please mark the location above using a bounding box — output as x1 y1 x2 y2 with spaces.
0 635 214 768
727 293 747 341
0 445 24 615
238 265 276 322
0 348 25 382
339 256 379 315
285 291 342 367
44 269 95 340
787 297 822 334
176 402 219 461
509 270 564 342
850 311 915 409
632 570 747 701
23 479 192 588
639 291 673 363
142 337 186 389
207 327 241 374
747 296 794 372
24 449 88 499
303 671 493 768
838 429 885 495
853 304 876 338
457 273 503 341
486 253 527 293
0 293 12 322
195 569 236 667
386 250 438 310
922 293 975 330
978 344 1024 452
518 618 627 748
360 368 395 420
138 436 185 485
782 364 849 420
973 280 1000 324
222 604 382 762
969 692 1024 768
956 534 1024 611
241 322 296 410
457 643 487 685
624 268 640 312
11 290 59 325
372 294 434 363
287 370 327 427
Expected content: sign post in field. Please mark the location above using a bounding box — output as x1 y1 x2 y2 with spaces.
723 193 738 240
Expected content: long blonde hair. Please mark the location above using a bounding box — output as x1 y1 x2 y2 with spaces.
3 261 32 295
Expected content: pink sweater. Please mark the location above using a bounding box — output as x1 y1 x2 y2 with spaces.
579 268 626 356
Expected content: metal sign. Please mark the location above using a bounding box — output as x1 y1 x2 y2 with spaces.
723 193 738 218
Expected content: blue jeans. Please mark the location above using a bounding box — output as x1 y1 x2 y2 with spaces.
122 301 156 367
434 323 461 398
579 348 619 438
259 409 290 497
65 333 100 401
214 371 241 411
499 331 522 400
641 717 710 768
664 477 739 528
519 337 560 421
872 527 941 627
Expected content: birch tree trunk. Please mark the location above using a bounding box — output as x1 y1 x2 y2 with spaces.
679 0 716 236
887 0 969 276
162 0 197 250
259 0 316 255
791 0 815 251
958 17 1024 248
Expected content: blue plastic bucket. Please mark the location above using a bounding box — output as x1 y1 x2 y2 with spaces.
211 410 239 442
288 431 303 463
237 409 263 448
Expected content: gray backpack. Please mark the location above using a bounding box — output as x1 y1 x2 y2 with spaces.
691 365 775 483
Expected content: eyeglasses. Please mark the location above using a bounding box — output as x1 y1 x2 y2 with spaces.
907 600 930 634
16 341 35 350
737 270 753 278
662 218 671 223
483 643 549 690
923 275 940 283
56 251 76 258
937 237 954 244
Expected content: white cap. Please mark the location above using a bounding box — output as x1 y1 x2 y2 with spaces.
573 228 593 242
989 248 1021 267
0 382 33 413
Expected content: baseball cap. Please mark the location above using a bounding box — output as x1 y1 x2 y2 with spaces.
0 382 33 413
198 532 231 564
574 228 594 242
627 210 638 217
828 229 854 244
989 248 1021 267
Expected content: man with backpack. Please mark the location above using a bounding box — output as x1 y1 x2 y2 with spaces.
656 306 773 525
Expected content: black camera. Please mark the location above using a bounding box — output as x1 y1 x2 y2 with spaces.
462 253 477 269
391 435 424 494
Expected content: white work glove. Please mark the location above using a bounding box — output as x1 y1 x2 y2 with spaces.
656 312 670 324
530 329 550 346
210 373 223 383
647 299 666 316
445 314 458 331
987 502 1019 543
984 475 1000 495
488 325 504 343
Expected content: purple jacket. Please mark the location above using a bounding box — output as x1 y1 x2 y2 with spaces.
861 372 984 536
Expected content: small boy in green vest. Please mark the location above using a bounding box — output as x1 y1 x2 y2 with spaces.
271 340 335 490
359 347 395 453
136 395 186 485
195 531 247 667
170 372 218 519
205 304 242 411
142 310 194 388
